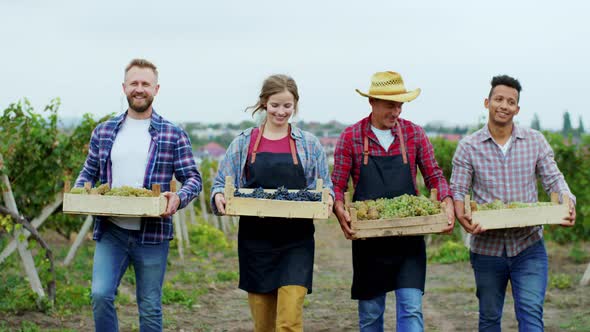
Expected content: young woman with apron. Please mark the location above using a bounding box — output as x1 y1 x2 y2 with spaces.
211 74 334 332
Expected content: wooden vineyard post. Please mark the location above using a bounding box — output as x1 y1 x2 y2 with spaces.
198 191 208 224
179 208 190 249
63 215 93 266
0 192 63 264
170 179 184 260
0 154 45 298
197 166 209 223
171 179 190 248
188 201 198 225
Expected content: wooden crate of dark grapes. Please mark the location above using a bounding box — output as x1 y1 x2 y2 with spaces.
62 182 168 217
464 193 571 230
345 190 449 239
224 176 331 219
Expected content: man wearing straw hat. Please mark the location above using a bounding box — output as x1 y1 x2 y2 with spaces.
332 71 455 331
451 74 576 331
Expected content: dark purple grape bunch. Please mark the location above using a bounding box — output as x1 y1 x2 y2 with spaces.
234 186 321 202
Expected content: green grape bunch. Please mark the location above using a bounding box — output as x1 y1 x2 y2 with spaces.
352 194 441 220
70 185 155 197
478 200 553 210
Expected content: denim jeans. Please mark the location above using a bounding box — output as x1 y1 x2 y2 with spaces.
358 288 424 332
470 239 548 332
91 222 169 332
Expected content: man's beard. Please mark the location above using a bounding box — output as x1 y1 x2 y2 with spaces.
127 93 154 113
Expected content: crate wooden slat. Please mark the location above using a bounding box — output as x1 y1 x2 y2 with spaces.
465 194 570 230
346 191 448 239
224 176 330 219
62 183 167 217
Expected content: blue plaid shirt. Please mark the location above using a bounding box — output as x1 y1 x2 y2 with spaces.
210 126 334 214
75 110 202 244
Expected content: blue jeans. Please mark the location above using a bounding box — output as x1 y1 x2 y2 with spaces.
91 223 169 332
358 288 423 332
470 239 548 332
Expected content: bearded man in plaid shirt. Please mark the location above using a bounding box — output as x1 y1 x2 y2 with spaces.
451 75 576 332
332 71 455 332
75 59 201 332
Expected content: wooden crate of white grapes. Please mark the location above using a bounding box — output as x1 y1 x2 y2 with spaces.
345 190 448 239
62 182 167 217
464 193 570 230
223 176 330 219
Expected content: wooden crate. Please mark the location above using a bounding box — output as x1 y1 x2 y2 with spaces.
464 193 570 230
62 182 168 217
345 190 449 239
224 176 330 219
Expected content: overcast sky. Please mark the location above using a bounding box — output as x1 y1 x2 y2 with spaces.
1 0 588 130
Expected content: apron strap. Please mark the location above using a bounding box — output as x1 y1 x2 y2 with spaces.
363 121 408 165
363 136 370 165
251 123 298 165
396 121 408 165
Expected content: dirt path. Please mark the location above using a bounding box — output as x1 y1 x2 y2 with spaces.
2 220 589 331
186 219 456 331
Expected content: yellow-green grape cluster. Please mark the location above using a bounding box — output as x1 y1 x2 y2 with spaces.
69 187 88 194
0 214 13 233
70 185 154 197
105 186 154 197
478 200 553 210
352 194 440 220
90 183 110 195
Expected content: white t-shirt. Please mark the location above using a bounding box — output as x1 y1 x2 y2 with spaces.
109 117 152 230
371 125 395 150
496 136 513 156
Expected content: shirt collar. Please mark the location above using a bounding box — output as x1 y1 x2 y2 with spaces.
478 123 526 142
115 109 162 133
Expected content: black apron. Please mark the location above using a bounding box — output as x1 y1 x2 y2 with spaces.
351 121 426 300
238 125 315 294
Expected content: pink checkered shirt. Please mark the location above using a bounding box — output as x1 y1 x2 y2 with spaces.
450 124 575 257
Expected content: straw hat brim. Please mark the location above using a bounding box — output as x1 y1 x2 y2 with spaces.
355 88 421 102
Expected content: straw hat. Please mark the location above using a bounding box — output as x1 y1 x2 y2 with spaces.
356 71 421 102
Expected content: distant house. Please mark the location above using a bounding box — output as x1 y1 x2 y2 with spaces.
196 142 226 160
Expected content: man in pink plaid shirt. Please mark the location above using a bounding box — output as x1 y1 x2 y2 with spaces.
451 74 576 331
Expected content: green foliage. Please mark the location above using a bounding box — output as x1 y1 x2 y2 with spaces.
549 273 573 290
0 99 111 238
428 240 470 264
216 270 239 282
568 243 589 264
543 133 590 242
562 111 573 137
559 312 590 331
197 158 219 215
188 222 232 257
161 282 197 308
429 137 458 182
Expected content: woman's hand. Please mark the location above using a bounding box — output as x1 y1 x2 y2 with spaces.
214 193 226 215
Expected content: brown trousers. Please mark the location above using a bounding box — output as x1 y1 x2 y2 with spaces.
247 285 307 332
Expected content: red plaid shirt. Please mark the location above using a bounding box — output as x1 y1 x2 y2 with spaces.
332 115 451 202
